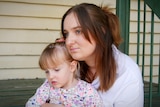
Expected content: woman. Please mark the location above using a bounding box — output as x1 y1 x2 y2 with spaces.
61 3 144 107
42 3 144 107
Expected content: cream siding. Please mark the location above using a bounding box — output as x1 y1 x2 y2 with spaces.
0 0 159 83
0 0 116 79
130 0 160 83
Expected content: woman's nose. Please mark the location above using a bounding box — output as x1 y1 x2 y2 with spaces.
66 33 75 45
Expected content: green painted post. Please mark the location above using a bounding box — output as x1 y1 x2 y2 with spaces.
149 10 154 107
158 39 160 94
116 0 130 54
142 2 146 81
137 0 140 65
144 0 160 19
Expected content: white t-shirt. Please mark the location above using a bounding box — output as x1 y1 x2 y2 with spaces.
91 45 144 107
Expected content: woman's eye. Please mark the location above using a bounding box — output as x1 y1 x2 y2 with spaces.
75 29 82 34
63 32 68 38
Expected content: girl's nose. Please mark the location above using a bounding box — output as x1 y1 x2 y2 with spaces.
48 71 55 79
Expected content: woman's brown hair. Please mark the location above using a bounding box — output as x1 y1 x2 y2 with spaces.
61 3 122 91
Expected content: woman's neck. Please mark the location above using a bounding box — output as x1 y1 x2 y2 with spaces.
86 62 97 82
85 58 96 74
85 55 97 81
89 66 96 75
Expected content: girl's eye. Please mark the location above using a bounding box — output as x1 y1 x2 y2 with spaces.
54 68 60 72
45 70 49 74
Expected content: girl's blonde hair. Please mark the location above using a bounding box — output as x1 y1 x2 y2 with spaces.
39 42 79 78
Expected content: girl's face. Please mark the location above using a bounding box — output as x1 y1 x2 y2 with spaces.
45 61 77 89
63 13 96 62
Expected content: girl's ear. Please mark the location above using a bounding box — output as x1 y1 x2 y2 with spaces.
70 60 78 73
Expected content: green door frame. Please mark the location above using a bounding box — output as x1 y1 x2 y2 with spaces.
116 0 130 54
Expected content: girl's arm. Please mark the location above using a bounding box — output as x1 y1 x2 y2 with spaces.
25 80 50 107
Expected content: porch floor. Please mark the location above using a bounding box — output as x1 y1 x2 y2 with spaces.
0 79 160 107
0 79 44 107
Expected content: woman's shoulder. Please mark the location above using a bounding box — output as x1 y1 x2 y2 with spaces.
113 45 140 73
112 45 143 83
113 45 138 66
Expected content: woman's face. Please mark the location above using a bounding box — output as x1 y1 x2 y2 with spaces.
63 13 96 62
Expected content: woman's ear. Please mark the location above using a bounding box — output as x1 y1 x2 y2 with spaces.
70 60 78 73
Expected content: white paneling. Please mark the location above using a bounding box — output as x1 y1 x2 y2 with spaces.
0 56 39 68
0 43 48 55
0 29 61 43
0 0 116 7
0 2 70 18
140 66 159 76
0 68 45 80
130 21 160 33
0 16 61 30
130 10 160 22
129 55 159 66
129 44 160 55
129 33 160 44
144 77 159 84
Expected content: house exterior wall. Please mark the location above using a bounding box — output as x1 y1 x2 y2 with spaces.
0 0 116 79
130 0 160 83
0 0 159 83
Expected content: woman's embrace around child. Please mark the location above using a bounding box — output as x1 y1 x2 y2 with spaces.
26 2 144 107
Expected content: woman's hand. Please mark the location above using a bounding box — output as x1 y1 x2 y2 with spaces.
41 103 64 107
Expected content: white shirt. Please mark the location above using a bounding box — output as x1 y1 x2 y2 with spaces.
91 45 144 107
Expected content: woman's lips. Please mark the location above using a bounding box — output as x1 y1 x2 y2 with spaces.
70 47 79 53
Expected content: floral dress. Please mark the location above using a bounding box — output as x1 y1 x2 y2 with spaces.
25 79 103 107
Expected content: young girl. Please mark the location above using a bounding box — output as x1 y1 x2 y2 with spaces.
25 42 102 107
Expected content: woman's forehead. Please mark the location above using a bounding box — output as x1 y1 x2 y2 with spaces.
64 13 80 30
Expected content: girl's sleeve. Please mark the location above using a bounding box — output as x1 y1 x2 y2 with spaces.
25 80 50 107
25 95 41 107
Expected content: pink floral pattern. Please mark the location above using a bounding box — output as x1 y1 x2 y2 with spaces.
26 79 103 107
